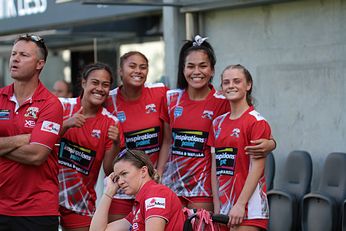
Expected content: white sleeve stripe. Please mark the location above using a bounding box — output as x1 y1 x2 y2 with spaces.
109 87 119 95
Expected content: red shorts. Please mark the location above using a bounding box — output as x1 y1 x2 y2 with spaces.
218 219 268 231
109 198 134 215
59 206 91 229
179 196 213 207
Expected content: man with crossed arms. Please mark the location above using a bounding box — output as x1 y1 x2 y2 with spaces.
0 34 63 231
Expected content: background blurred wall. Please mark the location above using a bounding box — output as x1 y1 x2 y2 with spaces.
204 0 346 190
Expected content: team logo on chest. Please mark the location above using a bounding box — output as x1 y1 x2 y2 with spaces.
174 106 183 118
117 111 126 123
91 129 101 139
231 128 240 138
25 107 39 119
202 110 214 120
145 104 157 113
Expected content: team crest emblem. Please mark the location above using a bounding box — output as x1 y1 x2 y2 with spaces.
145 104 157 113
117 111 126 123
202 110 214 120
92 129 101 138
25 107 39 119
231 128 240 138
174 106 183 118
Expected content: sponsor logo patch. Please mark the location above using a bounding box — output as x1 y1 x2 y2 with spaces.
145 197 166 211
41 121 60 135
24 120 36 128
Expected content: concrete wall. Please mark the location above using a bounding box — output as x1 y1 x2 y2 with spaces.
204 0 346 190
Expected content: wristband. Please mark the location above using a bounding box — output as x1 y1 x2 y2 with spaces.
272 138 277 149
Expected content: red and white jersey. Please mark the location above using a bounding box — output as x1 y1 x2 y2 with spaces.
106 83 168 200
125 180 185 231
0 81 63 216
160 85 230 197
57 97 123 216
106 83 168 166
208 106 271 220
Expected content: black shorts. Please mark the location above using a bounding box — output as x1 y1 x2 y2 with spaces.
0 215 59 231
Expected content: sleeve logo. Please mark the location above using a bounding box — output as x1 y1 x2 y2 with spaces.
41 121 60 135
145 197 166 211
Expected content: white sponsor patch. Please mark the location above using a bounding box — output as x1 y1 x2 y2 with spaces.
145 197 166 211
41 121 60 135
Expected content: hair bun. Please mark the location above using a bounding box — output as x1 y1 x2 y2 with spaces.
152 169 161 183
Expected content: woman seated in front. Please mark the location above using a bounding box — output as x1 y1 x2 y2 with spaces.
90 149 186 231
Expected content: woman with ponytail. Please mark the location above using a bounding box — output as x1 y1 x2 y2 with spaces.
209 64 271 230
160 35 276 211
90 149 185 231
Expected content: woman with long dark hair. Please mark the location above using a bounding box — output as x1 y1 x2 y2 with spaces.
57 63 123 231
160 35 276 211
209 64 271 230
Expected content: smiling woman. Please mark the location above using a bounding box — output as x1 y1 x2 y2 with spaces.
160 35 230 212
160 35 276 213
56 62 124 231
208 64 271 230
105 51 169 222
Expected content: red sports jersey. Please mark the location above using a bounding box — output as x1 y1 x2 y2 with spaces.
106 83 168 166
0 81 63 216
160 85 229 197
208 106 270 227
58 97 123 216
125 180 185 231
106 83 168 201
